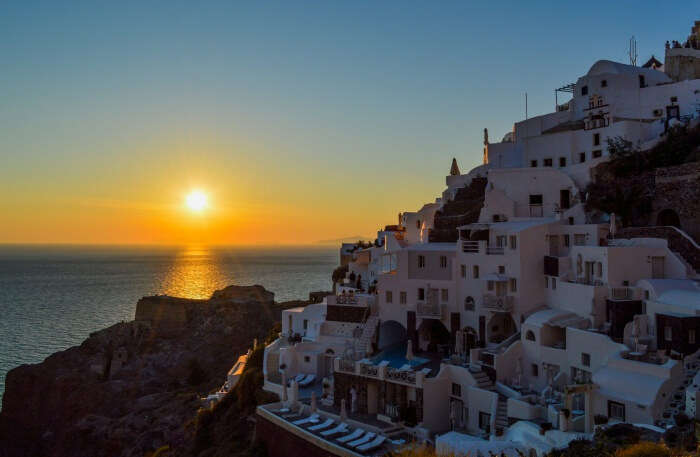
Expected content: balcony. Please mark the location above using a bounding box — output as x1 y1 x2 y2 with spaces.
609 287 637 301
482 294 514 312
417 302 442 318
462 241 480 253
460 240 504 255
544 255 559 276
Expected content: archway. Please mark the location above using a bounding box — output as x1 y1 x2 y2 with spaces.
417 319 451 353
487 312 517 344
657 208 681 229
377 320 407 351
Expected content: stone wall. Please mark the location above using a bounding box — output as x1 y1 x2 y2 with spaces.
652 162 700 242
256 415 346 457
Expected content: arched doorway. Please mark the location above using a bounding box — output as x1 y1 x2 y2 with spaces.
417 319 451 353
657 208 681 229
486 313 517 344
377 320 407 351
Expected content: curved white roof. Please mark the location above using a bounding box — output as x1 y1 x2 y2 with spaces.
593 364 667 406
587 60 670 80
639 279 700 306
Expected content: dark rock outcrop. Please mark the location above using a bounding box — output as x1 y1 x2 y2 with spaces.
0 285 287 457
429 177 487 242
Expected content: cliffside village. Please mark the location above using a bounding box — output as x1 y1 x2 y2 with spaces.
256 21 700 457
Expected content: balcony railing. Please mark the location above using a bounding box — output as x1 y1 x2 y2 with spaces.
482 294 514 312
462 241 480 253
386 368 417 385
417 302 442 318
529 204 543 217
359 363 379 378
338 359 356 373
486 246 504 255
609 287 634 300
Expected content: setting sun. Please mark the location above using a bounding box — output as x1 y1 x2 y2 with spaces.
185 190 208 212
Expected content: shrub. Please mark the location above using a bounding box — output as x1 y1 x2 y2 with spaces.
614 442 671 457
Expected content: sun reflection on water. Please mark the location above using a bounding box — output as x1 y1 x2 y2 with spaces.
160 246 228 299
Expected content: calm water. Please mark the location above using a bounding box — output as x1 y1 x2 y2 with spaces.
0 244 337 402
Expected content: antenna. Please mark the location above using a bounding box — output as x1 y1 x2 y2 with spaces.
628 36 638 66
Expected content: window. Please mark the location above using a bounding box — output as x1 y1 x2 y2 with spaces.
644 290 650 300
593 149 602 158
563 235 570 247
593 133 600 146
473 265 479 279
452 382 462 397
440 255 447 268
690 329 696 345
418 255 426 268
510 278 517 292
441 288 449 302
574 234 586 246
400 291 407 304
581 85 588 96
303 319 308 330
552 278 557 290
509 235 517 249
487 280 494 291
579 152 586 163
608 401 625 421
568 217 574 226
498 265 505 274
525 330 536 341
385 290 393 303
544 158 553 167
479 412 491 431
545 276 549 288
582 353 591 367
559 157 567 167
529 194 543 205
638 75 645 88
531 160 538 167
461 264 466 278
532 364 539 377
601 79 607 87
664 326 672 342
416 219 421 229
418 288 425 301
304 355 310 363
596 262 603 277
464 296 475 311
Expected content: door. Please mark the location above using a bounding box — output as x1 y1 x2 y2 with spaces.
652 257 665 279
549 235 559 257
560 189 570 210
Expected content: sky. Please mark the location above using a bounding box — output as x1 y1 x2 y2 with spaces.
0 1 695 245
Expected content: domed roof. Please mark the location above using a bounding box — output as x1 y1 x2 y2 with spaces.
586 60 671 82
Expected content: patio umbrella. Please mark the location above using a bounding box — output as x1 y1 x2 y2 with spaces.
340 399 348 421
310 391 317 413
281 371 288 402
610 213 616 238
406 340 414 361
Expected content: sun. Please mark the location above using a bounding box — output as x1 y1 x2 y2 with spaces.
185 190 208 212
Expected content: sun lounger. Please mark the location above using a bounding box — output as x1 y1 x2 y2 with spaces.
298 374 316 387
357 435 387 452
321 423 349 437
390 438 405 445
336 428 364 443
347 432 376 448
308 418 334 431
292 413 320 425
273 407 290 414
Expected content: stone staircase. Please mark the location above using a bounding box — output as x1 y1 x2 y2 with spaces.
472 369 494 391
495 395 509 433
658 350 700 428
357 315 379 356
619 226 700 275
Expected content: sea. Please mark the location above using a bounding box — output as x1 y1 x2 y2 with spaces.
0 244 338 403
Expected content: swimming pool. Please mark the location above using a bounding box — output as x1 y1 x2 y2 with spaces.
371 343 429 369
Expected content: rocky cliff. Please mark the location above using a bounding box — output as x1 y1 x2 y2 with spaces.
0 285 287 457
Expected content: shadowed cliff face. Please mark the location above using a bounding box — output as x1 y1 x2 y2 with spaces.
0 285 285 457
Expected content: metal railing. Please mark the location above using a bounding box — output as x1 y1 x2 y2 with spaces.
462 241 480 253
359 363 379 378
610 287 634 300
417 302 442 317
386 368 417 385
482 294 514 312
486 246 504 255
338 359 356 373
529 205 543 217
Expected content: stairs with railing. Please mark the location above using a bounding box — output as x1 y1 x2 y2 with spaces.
618 226 699 276
357 315 379 356
495 395 509 433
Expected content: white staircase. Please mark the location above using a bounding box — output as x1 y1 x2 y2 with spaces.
658 351 700 427
357 315 379 356
472 370 494 391
495 396 509 432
